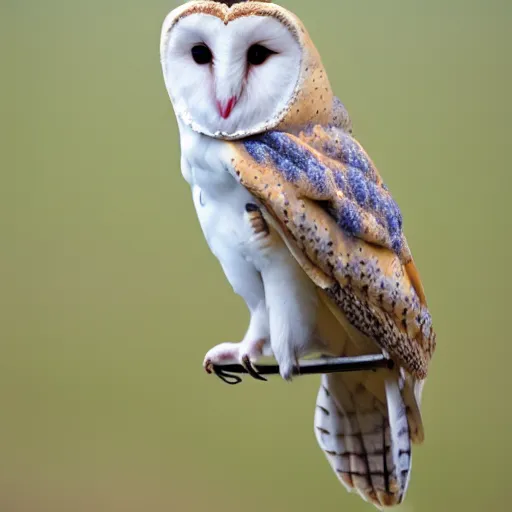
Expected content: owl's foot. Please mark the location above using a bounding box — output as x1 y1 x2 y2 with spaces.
203 339 267 381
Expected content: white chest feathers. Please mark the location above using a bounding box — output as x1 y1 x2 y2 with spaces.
178 122 263 264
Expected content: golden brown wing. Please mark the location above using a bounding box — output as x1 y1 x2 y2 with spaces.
229 126 436 379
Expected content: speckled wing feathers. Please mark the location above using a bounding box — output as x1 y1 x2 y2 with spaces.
229 125 436 380
245 127 410 261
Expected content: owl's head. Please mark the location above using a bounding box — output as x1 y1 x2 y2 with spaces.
160 0 334 139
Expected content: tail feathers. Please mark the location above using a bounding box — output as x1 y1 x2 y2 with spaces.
315 372 412 508
402 374 425 444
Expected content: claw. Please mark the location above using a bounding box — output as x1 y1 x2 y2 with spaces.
241 354 267 381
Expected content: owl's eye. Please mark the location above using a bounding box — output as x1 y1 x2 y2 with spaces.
191 44 212 65
247 44 275 66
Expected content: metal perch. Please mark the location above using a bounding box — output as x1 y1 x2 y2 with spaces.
212 353 394 385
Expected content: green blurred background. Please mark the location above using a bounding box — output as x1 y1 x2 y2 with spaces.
3 0 511 510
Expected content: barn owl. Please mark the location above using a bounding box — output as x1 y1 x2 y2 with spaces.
160 0 436 508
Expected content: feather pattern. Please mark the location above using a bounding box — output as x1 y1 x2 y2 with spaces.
315 371 412 508
243 127 409 260
228 126 435 502
229 125 436 379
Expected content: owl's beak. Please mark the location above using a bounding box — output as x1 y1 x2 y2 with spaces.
216 96 237 119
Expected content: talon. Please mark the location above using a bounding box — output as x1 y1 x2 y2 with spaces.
241 354 267 381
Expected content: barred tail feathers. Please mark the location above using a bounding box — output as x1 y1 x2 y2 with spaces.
315 371 412 508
